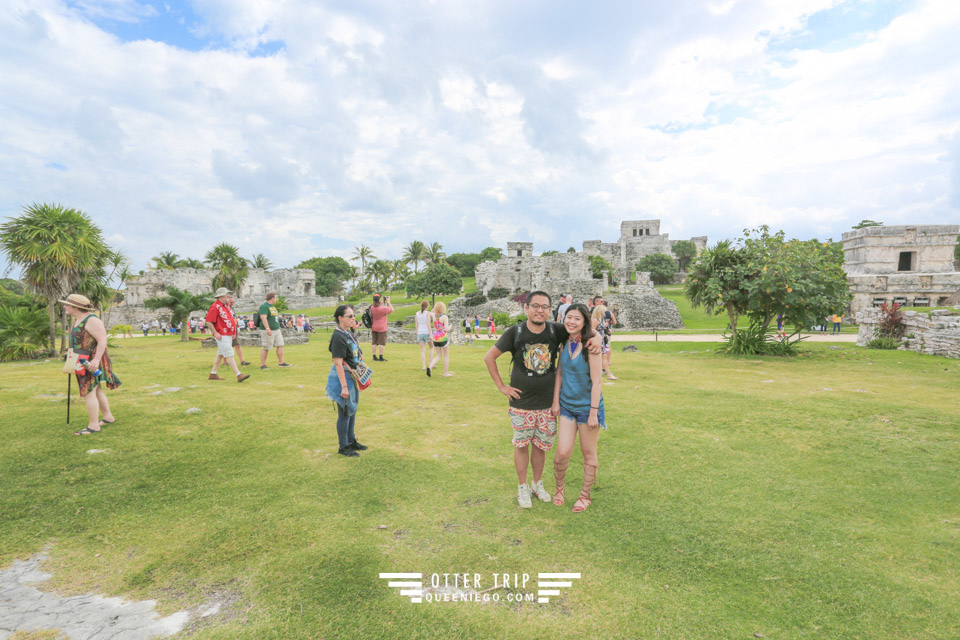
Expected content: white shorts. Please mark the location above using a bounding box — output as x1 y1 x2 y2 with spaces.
259 329 285 349
216 335 235 358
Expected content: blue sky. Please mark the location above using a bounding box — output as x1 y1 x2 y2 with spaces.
1 0 958 273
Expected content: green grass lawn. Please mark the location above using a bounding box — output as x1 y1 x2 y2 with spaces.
3 338 959 638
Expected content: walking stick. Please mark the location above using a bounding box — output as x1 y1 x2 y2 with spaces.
66 373 71 424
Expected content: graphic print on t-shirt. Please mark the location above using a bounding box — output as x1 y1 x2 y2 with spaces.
523 343 553 375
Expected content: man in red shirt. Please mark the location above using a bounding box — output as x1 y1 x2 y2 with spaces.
205 287 250 382
369 293 393 361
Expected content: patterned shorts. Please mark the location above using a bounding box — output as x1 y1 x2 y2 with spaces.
509 408 557 451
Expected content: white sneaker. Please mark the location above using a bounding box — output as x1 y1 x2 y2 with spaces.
517 484 532 509
530 480 551 503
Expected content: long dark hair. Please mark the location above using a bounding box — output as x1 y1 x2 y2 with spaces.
563 303 595 343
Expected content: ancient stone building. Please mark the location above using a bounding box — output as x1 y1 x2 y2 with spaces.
582 220 707 281
475 251 606 301
843 225 960 314
109 268 337 328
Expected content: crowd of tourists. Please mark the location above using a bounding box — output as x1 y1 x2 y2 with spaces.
60 287 613 513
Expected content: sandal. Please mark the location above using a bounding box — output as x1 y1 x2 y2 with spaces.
99 419 116 427
572 497 592 512
553 458 568 506
572 463 597 513
73 427 101 436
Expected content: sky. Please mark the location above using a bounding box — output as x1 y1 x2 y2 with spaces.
1 0 958 273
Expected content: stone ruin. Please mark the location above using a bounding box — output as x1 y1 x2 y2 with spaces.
844 224 960 315
856 307 960 359
108 267 337 328
582 219 707 283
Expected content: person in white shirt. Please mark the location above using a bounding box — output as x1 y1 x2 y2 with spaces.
414 300 434 370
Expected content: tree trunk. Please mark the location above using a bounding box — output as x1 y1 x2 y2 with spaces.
59 315 69 354
180 320 189 342
725 303 738 347
46 301 57 357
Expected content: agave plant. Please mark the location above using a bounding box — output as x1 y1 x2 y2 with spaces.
0 305 50 361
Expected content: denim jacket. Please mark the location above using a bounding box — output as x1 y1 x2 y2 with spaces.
325 363 358 416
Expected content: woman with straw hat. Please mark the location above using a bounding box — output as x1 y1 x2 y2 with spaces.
60 294 121 435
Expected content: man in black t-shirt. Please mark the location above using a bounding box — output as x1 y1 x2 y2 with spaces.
484 291 601 509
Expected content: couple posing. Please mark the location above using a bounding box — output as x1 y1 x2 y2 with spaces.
484 291 607 513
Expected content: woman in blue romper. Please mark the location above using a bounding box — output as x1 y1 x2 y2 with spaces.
550 303 606 512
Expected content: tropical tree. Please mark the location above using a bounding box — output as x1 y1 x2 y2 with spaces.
479 246 503 263
177 257 205 269
250 253 273 270
405 262 462 305
426 242 446 264
152 251 180 270
368 259 393 292
671 240 698 271
204 243 249 294
636 253 678 285
446 252 480 277
144 286 214 342
402 240 428 273
392 260 411 290
296 256 356 296
351 245 376 277
588 255 614 279
0 203 113 356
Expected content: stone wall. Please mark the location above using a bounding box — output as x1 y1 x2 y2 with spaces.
603 292 684 330
124 268 319 305
843 225 960 276
201 329 309 348
475 253 600 298
847 272 960 315
855 307 960 358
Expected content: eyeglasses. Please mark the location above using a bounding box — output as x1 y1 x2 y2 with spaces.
343 314 355 319
528 303 550 311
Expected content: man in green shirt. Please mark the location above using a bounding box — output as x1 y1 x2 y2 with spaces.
259 292 293 369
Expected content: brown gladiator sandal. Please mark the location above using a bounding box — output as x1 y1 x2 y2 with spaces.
572 463 597 512
553 458 569 506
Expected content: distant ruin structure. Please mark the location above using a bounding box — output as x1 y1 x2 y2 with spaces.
110 268 337 328
582 220 707 282
843 225 960 314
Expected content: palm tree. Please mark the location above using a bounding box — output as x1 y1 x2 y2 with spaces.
368 259 393 292
402 240 428 273
351 245 376 277
426 242 445 264
176 257 205 269
0 203 112 356
152 251 180 270
204 243 250 296
391 260 411 290
250 253 273 270
144 286 214 342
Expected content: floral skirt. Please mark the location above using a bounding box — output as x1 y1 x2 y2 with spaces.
75 352 121 397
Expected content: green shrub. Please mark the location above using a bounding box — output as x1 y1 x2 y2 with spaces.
0 305 49 361
109 324 133 336
487 287 510 300
464 293 487 307
717 323 801 356
491 311 512 329
867 337 900 350
511 313 528 324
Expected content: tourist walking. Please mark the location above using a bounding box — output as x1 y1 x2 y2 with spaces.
483 291 602 508
591 304 617 380
370 294 393 361
205 288 250 383
61 294 121 435
428 301 452 377
325 305 369 457
257 292 292 370
227 296 251 366
415 301 433 370
551 303 605 512
140 321 149 337
487 313 497 339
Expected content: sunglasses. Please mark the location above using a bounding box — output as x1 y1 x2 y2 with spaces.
343 314 355 319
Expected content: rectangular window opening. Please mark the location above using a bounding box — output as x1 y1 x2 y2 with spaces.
897 251 915 271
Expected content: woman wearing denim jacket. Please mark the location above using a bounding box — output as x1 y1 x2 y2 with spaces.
325 305 369 458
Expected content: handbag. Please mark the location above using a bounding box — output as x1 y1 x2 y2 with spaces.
62 349 80 375
350 361 374 391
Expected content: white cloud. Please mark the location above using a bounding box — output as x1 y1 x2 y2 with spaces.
0 0 958 274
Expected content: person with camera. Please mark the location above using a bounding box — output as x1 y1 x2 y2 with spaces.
61 294 121 435
325 305 369 457
369 293 393 362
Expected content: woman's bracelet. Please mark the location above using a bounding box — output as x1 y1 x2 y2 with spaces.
590 405 599 409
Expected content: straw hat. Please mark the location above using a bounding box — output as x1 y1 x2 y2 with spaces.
213 287 232 298
58 294 96 311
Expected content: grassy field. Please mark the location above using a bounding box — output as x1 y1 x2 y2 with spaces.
3 337 959 638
